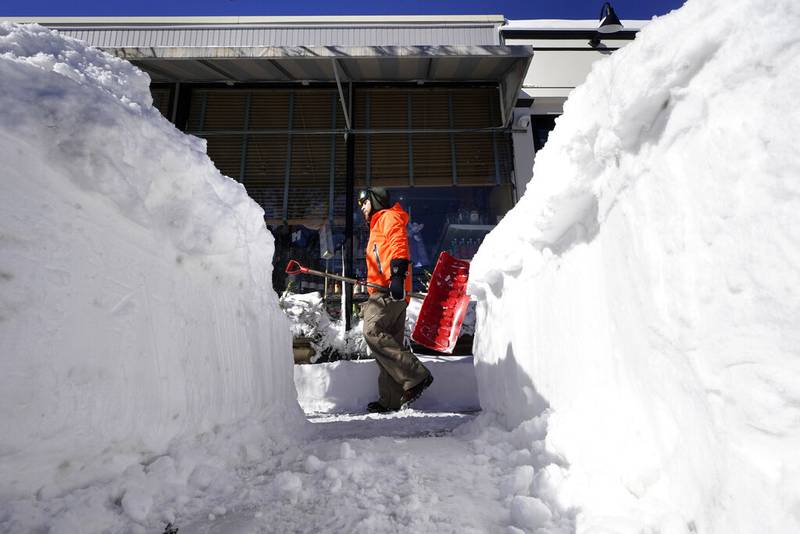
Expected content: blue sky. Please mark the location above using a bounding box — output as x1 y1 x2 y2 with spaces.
3 0 685 20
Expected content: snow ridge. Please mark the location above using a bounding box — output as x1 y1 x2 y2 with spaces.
0 22 303 518
470 0 800 532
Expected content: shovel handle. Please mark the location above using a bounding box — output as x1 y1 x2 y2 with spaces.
284 258 425 300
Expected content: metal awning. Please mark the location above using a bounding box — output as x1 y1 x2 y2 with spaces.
113 45 532 126
11 17 533 126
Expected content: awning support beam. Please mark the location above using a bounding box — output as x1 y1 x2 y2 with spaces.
498 84 508 127
331 58 352 131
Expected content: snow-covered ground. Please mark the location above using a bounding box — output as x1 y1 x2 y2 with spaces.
164 411 572 534
3 0 800 530
471 0 800 531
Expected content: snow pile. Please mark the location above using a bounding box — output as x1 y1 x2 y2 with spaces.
280 291 367 360
295 355 480 414
470 0 800 532
0 20 302 518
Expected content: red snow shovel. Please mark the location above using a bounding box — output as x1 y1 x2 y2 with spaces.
284 251 470 354
410 252 471 353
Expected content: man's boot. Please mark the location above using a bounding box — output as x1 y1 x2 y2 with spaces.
367 401 390 413
400 374 434 408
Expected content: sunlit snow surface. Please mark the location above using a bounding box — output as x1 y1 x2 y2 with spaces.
163 411 569 534
470 0 800 532
0 21 566 534
0 19 302 516
3 0 800 529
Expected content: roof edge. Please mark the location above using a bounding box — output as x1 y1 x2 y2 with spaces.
502 19 651 31
1 15 506 25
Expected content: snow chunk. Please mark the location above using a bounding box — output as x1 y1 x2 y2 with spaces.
340 442 356 460
304 455 325 473
502 465 536 498
273 471 303 499
121 487 153 523
510 496 552 530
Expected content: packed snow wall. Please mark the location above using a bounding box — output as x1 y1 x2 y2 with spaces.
469 0 800 532
0 23 302 498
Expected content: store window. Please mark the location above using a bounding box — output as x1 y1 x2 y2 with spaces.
356 185 513 292
165 84 515 300
182 87 349 300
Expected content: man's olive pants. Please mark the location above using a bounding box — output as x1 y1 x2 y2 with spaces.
362 293 431 410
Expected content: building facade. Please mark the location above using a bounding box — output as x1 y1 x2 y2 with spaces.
10 15 643 324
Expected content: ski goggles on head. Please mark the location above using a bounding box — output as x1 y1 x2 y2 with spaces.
357 189 370 207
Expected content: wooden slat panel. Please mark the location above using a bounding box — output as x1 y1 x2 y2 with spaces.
244 134 288 220
411 133 452 185
453 132 496 185
287 134 333 221
249 90 291 129
292 90 337 130
362 134 409 188
451 87 497 128
202 90 248 129
187 86 512 226
355 86 508 188
410 89 449 129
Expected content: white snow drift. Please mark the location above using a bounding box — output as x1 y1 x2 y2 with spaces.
0 22 302 502
470 0 800 532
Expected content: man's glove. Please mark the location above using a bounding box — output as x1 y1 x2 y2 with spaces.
389 258 410 300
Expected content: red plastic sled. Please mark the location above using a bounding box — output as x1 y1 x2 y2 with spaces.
412 252 471 354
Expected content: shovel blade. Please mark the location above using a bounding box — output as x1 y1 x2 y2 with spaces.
411 252 471 353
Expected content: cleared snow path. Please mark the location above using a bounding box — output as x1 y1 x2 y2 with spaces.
169 409 570 534
307 410 477 440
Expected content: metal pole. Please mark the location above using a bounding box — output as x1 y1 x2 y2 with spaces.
407 93 414 186
173 85 193 132
344 83 355 330
283 92 294 222
199 91 207 131
239 92 251 181
490 92 501 185
365 92 371 187
448 92 458 185
329 93 337 222
332 59 352 131
169 82 180 124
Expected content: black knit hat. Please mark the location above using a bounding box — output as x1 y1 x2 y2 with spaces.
358 187 390 212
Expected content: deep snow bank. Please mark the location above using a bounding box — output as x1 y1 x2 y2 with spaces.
0 23 301 500
469 0 800 532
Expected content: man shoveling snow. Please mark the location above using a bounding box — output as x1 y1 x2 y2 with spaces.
357 187 434 413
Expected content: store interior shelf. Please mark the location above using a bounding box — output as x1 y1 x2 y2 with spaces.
437 223 495 260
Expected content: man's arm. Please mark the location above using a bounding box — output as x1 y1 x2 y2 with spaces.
383 212 410 300
382 211 410 263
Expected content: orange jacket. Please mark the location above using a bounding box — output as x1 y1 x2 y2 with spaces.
366 203 412 299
